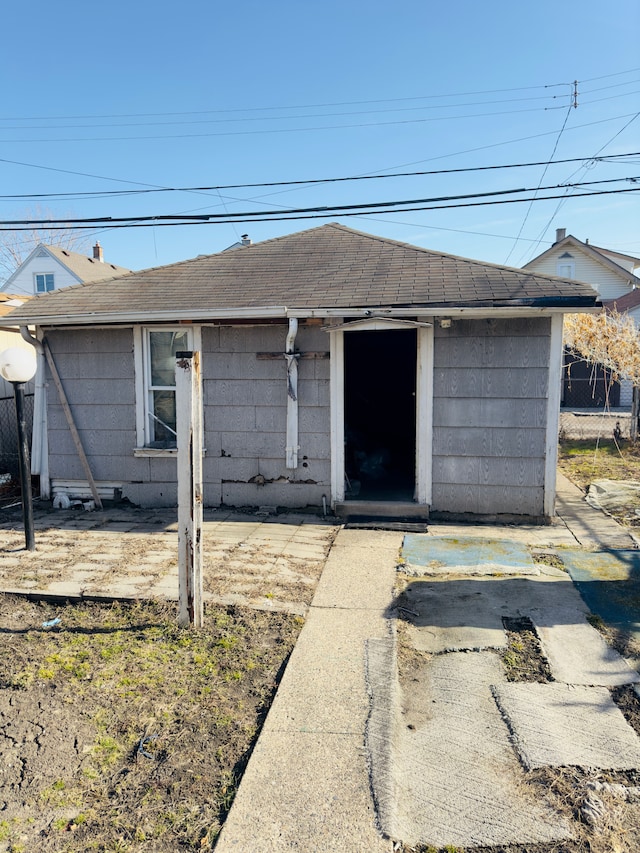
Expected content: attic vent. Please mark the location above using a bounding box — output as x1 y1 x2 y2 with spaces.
559 252 573 258
36 248 48 257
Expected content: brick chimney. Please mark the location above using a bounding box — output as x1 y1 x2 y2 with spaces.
241 234 252 246
93 241 104 262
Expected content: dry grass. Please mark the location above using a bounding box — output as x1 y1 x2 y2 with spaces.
558 439 640 493
0 595 302 852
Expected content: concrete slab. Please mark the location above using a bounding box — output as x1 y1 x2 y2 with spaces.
493 682 640 771
402 534 537 575
215 731 390 852
560 548 640 640
529 609 640 685
375 651 573 849
403 581 508 651
311 529 402 611
263 608 389 735
555 472 638 549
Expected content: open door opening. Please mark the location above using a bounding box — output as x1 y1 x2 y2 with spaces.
344 329 417 501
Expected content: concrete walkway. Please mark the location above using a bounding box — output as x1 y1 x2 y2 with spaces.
216 477 640 852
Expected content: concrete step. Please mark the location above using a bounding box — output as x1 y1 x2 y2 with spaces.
334 500 429 521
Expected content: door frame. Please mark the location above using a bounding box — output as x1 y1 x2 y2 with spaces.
329 319 433 506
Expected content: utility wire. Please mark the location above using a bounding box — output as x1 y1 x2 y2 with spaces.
0 151 636 202
0 112 636 197
0 105 572 144
1 69 635 123
519 110 640 264
504 103 574 264
0 183 636 230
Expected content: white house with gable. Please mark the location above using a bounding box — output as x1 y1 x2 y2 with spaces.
525 228 640 407
0 242 130 297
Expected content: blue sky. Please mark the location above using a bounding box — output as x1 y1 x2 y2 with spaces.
1 0 638 276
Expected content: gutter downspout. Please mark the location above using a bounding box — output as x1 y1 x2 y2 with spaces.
285 318 299 469
20 326 50 499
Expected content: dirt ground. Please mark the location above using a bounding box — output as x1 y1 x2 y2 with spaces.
0 595 302 852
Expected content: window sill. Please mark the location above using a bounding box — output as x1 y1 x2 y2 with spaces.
134 447 177 458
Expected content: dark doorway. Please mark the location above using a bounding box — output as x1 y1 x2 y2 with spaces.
344 329 417 501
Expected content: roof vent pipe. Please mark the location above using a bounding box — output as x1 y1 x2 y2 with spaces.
555 228 566 244
93 241 104 262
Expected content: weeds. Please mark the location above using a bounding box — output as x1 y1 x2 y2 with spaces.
0 596 301 852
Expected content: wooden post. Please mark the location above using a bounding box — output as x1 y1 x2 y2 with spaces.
175 351 203 629
43 339 103 510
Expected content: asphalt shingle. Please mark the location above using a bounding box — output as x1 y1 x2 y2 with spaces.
5 223 598 325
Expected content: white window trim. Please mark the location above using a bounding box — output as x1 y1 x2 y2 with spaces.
34 272 55 293
133 325 202 456
556 259 575 279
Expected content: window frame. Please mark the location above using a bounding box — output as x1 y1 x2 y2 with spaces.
556 253 575 279
34 272 55 293
133 325 201 455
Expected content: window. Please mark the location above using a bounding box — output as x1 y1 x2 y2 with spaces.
556 252 574 279
143 329 193 449
35 273 55 293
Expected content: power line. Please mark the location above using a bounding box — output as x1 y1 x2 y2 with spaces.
0 82 578 123
0 182 636 230
0 95 572 132
0 105 571 144
0 152 636 203
519 111 640 264
504 103 575 264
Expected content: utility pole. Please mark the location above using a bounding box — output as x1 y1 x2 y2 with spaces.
175 351 203 628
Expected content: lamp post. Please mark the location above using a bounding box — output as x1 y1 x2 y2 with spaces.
0 346 37 551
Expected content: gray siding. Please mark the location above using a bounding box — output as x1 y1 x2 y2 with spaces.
431 317 551 517
202 324 330 508
46 323 331 509
46 328 144 487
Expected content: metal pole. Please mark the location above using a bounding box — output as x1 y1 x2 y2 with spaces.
13 381 35 551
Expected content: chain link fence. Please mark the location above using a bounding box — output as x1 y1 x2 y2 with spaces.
0 393 34 497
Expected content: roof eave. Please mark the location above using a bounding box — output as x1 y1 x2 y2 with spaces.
9 299 599 327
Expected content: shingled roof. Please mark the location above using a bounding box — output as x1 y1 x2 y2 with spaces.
5 223 598 326
44 244 131 282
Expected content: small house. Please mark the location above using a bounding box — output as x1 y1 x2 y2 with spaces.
6 224 599 521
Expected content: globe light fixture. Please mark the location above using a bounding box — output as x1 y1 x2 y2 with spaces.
0 346 37 550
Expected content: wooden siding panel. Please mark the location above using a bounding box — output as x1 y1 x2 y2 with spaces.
432 483 543 516
47 403 134 432
204 379 283 406
435 335 550 369
433 397 547 428
432 427 546 458
47 328 133 354
434 367 548 399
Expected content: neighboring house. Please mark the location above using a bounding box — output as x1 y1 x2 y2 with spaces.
0 242 130 297
5 223 598 521
525 229 640 408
